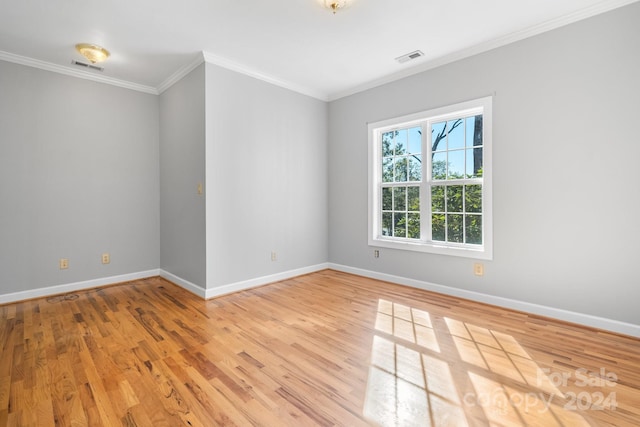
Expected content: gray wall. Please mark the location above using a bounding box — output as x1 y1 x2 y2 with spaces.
328 3 640 325
205 63 328 289
159 64 206 288
0 61 160 293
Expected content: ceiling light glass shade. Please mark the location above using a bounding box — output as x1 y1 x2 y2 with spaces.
75 43 110 63
325 0 347 13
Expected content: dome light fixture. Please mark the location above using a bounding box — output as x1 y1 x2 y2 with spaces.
75 43 110 64
326 0 347 14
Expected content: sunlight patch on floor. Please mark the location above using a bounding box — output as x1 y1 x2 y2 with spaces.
363 299 591 426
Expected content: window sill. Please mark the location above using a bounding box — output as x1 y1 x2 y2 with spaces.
369 237 492 260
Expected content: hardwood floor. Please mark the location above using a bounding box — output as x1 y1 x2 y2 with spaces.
1 270 639 426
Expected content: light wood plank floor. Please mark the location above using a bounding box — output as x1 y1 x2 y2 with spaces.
1 270 639 426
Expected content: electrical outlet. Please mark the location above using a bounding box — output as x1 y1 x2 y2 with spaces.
59 258 69 270
102 253 110 264
474 262 484 277
374 249 380 258
271 251 277 261
197 182 203 195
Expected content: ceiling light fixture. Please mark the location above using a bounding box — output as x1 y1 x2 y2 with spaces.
325 0 347 14
75 43 110 64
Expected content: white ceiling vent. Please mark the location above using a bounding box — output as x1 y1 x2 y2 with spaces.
71 60 104 72
395 50 425 64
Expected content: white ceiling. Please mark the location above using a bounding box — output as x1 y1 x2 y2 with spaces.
0 0 637 100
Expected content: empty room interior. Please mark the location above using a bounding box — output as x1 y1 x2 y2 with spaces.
1 0 639 426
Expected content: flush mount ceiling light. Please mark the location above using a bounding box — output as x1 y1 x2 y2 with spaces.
75 43 110 64
325 0 347 14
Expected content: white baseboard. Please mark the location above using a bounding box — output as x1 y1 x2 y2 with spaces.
205 263 330 299
6 263 636 338
328 263 640 338
0 269 160 305
159 264 329 300
159 269 207 298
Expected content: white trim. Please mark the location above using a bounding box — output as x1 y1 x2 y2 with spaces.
2 0 636 101
0 269 160 305
3 263 636 338
0 50 158 95
201 51 328 101
157 53 206 94
328 0 640 101
0 48 325 100
205 263 330 299
159 269 207 298
368 96 493 260
328 263 640 338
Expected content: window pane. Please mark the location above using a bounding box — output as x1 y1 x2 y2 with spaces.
432 121 447 151
382 187 393 210
395 129 407 155
407 186 420 211
448 150 465 179
382 212 392 236
466 148 483 178
447 185 463 212
408 213 420 239
465 149 474 178
465 185 482 213
447 119 464 149
447 214 464 243
408 155 422 181
394 187 406 211
408 127 422 154
465 215 482 244
432 214 445 241
382 132 394 156
466 115 483 148
431 186 445 212
465 116 475 148
394 158 407 182
394 213 406 237
382 158 393 182
432 152 447 180
475 148 483 177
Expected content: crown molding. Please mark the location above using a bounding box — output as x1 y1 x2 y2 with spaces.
156 53 206 94
1 0 636 101
0 48 329 101
201 51 329 101
328 0 640 101
0 50 158 95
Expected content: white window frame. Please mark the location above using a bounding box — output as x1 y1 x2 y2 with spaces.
368 96 493 260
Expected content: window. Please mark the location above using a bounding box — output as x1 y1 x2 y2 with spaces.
368 97 492 259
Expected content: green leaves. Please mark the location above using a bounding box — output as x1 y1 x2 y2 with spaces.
431 184 482 245
379 114 483 245
381 185 420 240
